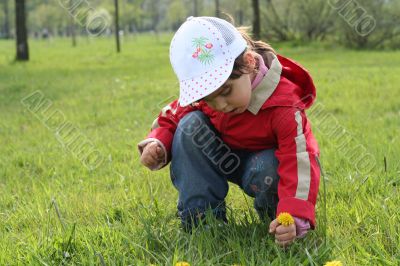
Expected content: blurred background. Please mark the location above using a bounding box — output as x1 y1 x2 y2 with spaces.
3 0 400 61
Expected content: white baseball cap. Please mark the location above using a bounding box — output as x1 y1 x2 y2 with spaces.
170 16 247 107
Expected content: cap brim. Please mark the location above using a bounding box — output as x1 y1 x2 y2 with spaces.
178 58 236 107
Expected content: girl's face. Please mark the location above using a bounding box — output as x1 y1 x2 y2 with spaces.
203 74 253 114
203 52 257 114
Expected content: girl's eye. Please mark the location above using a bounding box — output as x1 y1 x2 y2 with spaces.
221 87 231 96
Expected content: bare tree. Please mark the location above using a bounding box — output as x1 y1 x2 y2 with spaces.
15 0 29 61
114 0 121 53
264 0 293 41
252 0 260 39
69 0 76 47
193 0 198 16
3 0 11 39
215 0 220 18
295 0 334 41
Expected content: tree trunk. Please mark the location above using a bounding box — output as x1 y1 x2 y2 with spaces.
70 0 77 47
70 22 77 47
237 10 244 25
15 0 29 61
215 0 220 18
3 0 11 39
193 0 198 16
114 0 121 53
252 0 260 39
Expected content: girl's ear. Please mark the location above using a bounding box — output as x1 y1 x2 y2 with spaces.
244 51 257 70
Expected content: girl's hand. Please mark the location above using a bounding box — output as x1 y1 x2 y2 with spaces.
140 142 165 169
269 218 297 247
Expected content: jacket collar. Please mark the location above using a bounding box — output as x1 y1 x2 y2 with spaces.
247 53 282 115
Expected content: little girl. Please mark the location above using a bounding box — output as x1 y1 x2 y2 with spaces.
138 16 320 247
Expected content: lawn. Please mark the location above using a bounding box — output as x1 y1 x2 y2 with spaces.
0 35 399 265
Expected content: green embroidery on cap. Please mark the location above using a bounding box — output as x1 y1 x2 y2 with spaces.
192 37 214 65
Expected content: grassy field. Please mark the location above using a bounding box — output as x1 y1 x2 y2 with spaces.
0 35 399 265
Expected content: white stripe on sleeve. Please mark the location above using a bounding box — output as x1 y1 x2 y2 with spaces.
294 111 311 200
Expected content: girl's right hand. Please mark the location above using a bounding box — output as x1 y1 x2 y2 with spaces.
140 141 165 170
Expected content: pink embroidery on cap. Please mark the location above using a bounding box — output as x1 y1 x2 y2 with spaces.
192 37 214 65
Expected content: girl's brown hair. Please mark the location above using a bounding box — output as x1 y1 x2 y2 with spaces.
229 27 276 79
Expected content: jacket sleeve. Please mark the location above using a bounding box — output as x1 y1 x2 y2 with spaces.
271 107 320 229
137 100 198 170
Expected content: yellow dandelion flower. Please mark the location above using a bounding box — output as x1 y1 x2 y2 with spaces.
324 261 343 266
175 262 190 266
277 212 294 226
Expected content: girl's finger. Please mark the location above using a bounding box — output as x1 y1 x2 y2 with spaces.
149 153 159 164
275 231 296 242
269 219 279 234
149 146 159 159
156 146 164 159
275 224 295 235
142 153 157 167
140 156 151 167
144 141 157 151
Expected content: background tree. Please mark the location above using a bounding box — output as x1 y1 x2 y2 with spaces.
114 0 121 53
2 0 400 50
215 0 220 18
262 0 294 41
2 0 11 38
118 0 137 33
252 0 260 39
336 0 400 49
69 0 76 46
15 0 29 61
167 0 186 30
293 0 335 41
193 0 198 17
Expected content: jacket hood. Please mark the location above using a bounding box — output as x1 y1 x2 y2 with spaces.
262 54 317 110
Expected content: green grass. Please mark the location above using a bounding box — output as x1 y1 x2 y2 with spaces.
0 35 399 265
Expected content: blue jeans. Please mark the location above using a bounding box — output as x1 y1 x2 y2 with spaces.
170 111 280 231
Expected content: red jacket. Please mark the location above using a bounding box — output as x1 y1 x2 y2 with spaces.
138 53 320 228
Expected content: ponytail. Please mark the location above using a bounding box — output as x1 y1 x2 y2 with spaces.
229 27 276 79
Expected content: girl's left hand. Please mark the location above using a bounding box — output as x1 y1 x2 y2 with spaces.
269 219 297 247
